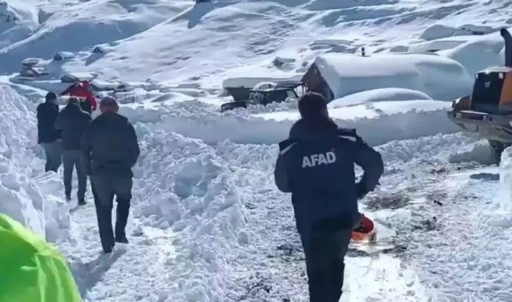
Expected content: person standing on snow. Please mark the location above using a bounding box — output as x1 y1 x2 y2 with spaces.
37 92 62 172
54 97 92 205
60 80 97 114
81 97 140 253
273 92 384 302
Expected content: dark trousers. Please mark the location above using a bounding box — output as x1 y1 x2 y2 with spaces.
300 229 352 302
41 141 62 172
91 174 133 252
62 150 87 201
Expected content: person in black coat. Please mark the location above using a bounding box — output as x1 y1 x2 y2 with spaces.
274 92 384 302
55 98 91 205
81 97 140 253
37 92 62 172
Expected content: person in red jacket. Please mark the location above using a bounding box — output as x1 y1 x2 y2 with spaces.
60 80 97 114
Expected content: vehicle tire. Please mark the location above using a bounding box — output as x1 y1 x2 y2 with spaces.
488 140 510 164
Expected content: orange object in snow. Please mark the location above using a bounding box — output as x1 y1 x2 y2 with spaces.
351 215 376 243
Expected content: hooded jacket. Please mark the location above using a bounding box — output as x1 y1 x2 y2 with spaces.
54 102 92 150
274 118 384 234
81 112 140 177
36 101 60 143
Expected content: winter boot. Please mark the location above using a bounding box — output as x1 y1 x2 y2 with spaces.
115 236 129 244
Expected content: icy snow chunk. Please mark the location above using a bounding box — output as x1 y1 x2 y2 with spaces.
498 147 512 213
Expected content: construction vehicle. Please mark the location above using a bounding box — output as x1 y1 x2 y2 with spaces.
220 80 306 112
447 28 512 162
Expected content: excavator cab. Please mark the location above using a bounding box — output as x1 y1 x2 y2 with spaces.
448 28 512 162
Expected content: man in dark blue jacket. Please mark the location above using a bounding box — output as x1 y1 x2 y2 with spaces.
55 98 91 205
274 92 384 302
37 92 62 172
82 97 140 253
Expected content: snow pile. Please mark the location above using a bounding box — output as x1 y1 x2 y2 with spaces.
314 53 473 101
497 146 512 213
132 128 245 301
439 30 506 75
328 88 432 108
0 84 68 242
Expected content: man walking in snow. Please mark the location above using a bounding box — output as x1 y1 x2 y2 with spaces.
55 98 91 205
37 92 62 172
273 92 384 302
81 97 140 253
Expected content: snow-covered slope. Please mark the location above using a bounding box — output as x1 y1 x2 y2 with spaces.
3 0 512 301
1 0 511 86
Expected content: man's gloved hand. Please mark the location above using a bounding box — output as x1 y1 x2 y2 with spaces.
356 182 368 199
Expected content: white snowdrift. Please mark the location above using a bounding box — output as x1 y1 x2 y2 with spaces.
438 29 507 76
328 88 432 108
0 84 69 242
132 128 246 301
153 100 459 146
314 53 473 101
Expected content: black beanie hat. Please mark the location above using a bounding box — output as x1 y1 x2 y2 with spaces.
298 92 328 119
45 92 57 102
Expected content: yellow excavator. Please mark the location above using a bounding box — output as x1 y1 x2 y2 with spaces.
448 28 512 162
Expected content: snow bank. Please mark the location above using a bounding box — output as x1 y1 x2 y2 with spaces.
328 88 432 108
132 128 246 301
439 31 506 76
314 53 473 101
152 100 459 146
0 84 68 242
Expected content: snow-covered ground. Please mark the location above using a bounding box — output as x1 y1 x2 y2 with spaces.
2 0 512 301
